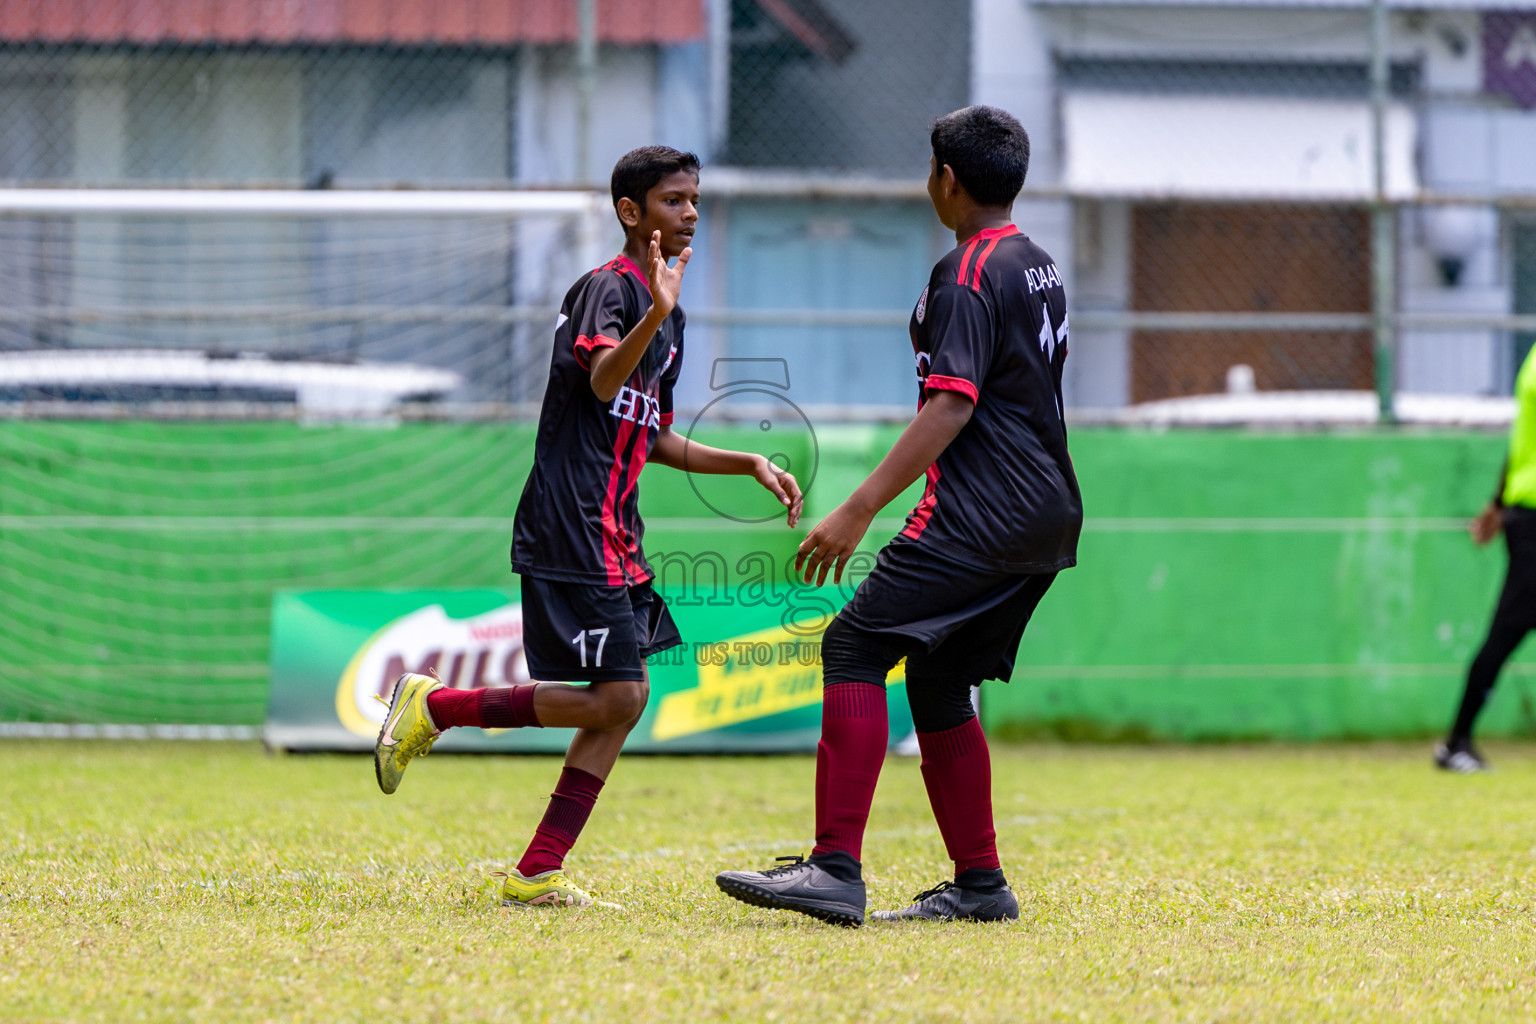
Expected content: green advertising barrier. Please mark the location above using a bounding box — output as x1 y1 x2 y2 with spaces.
265 584 914 752
987 429 1536 741
8 419 1536 742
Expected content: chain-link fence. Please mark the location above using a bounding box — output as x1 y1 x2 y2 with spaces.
0 0 1532 420
5 0 1536 732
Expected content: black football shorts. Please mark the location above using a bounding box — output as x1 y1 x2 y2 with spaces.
833 537 1057 686
519 576 683 682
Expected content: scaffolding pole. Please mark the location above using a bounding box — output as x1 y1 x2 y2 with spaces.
575 0 597 186
1370 0 1396 423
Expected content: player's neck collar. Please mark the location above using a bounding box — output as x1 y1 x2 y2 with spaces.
607 253 650 292
959 223 1019 246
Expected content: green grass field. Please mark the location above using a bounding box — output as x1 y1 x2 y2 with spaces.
4 741 1536 1022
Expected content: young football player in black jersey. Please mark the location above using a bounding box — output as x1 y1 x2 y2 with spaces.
717 107 1081 926
374 146 803 909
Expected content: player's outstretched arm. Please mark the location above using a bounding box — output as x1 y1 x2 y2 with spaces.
589 230 692 402
1472 504 1502 545
651 428 803 528
796 390 974 586
1472 457 1509 545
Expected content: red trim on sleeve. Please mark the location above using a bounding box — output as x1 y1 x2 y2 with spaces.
573 333 621 370
660 412 675 427
924 374 979 404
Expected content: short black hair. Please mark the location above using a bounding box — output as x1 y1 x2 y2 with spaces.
930 106 1029 207
610 145 700 223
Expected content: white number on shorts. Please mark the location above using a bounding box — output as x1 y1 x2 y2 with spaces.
570 627 612 668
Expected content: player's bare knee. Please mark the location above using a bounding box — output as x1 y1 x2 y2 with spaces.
621 677 651 725
592 678 647 729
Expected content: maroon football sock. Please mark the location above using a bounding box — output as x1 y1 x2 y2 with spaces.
516 766 606 876
425 685 541 730
917 716 1000 874
810 681 888 863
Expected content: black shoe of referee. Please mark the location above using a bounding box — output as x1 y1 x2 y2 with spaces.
1434 738 1491 774
716 853 865 927
871 870 1019 923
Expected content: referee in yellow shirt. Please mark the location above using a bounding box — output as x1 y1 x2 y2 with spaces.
1439 346 1536 772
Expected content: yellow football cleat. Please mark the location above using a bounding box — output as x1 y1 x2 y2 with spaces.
373 672 443 795
496 869 622 910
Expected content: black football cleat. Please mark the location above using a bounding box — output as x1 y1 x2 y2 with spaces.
1434 739 1490 774
870 879 1020 923
716 855 865 927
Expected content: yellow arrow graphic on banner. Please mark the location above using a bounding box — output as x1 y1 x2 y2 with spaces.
651 624 904 741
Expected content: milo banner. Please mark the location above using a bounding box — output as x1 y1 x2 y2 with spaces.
264 585 912 752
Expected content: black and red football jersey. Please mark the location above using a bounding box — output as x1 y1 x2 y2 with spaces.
902 224 1082 572
512 254 684 586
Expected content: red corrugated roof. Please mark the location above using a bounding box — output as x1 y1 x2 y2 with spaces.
0 0 705 47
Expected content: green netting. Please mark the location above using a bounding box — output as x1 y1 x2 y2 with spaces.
0 421 534 722
0 420 818 725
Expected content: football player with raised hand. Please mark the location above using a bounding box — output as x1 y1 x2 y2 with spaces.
374 146 802 910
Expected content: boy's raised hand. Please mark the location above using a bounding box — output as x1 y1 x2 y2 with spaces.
647 229 691 318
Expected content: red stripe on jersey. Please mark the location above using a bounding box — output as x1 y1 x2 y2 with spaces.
924 374 979 404
615 416 653 582
574 333 620 370
963 225 1019 290
600 417 638 585
955 236 984 289
901 463 942 540
967 238 1000 290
